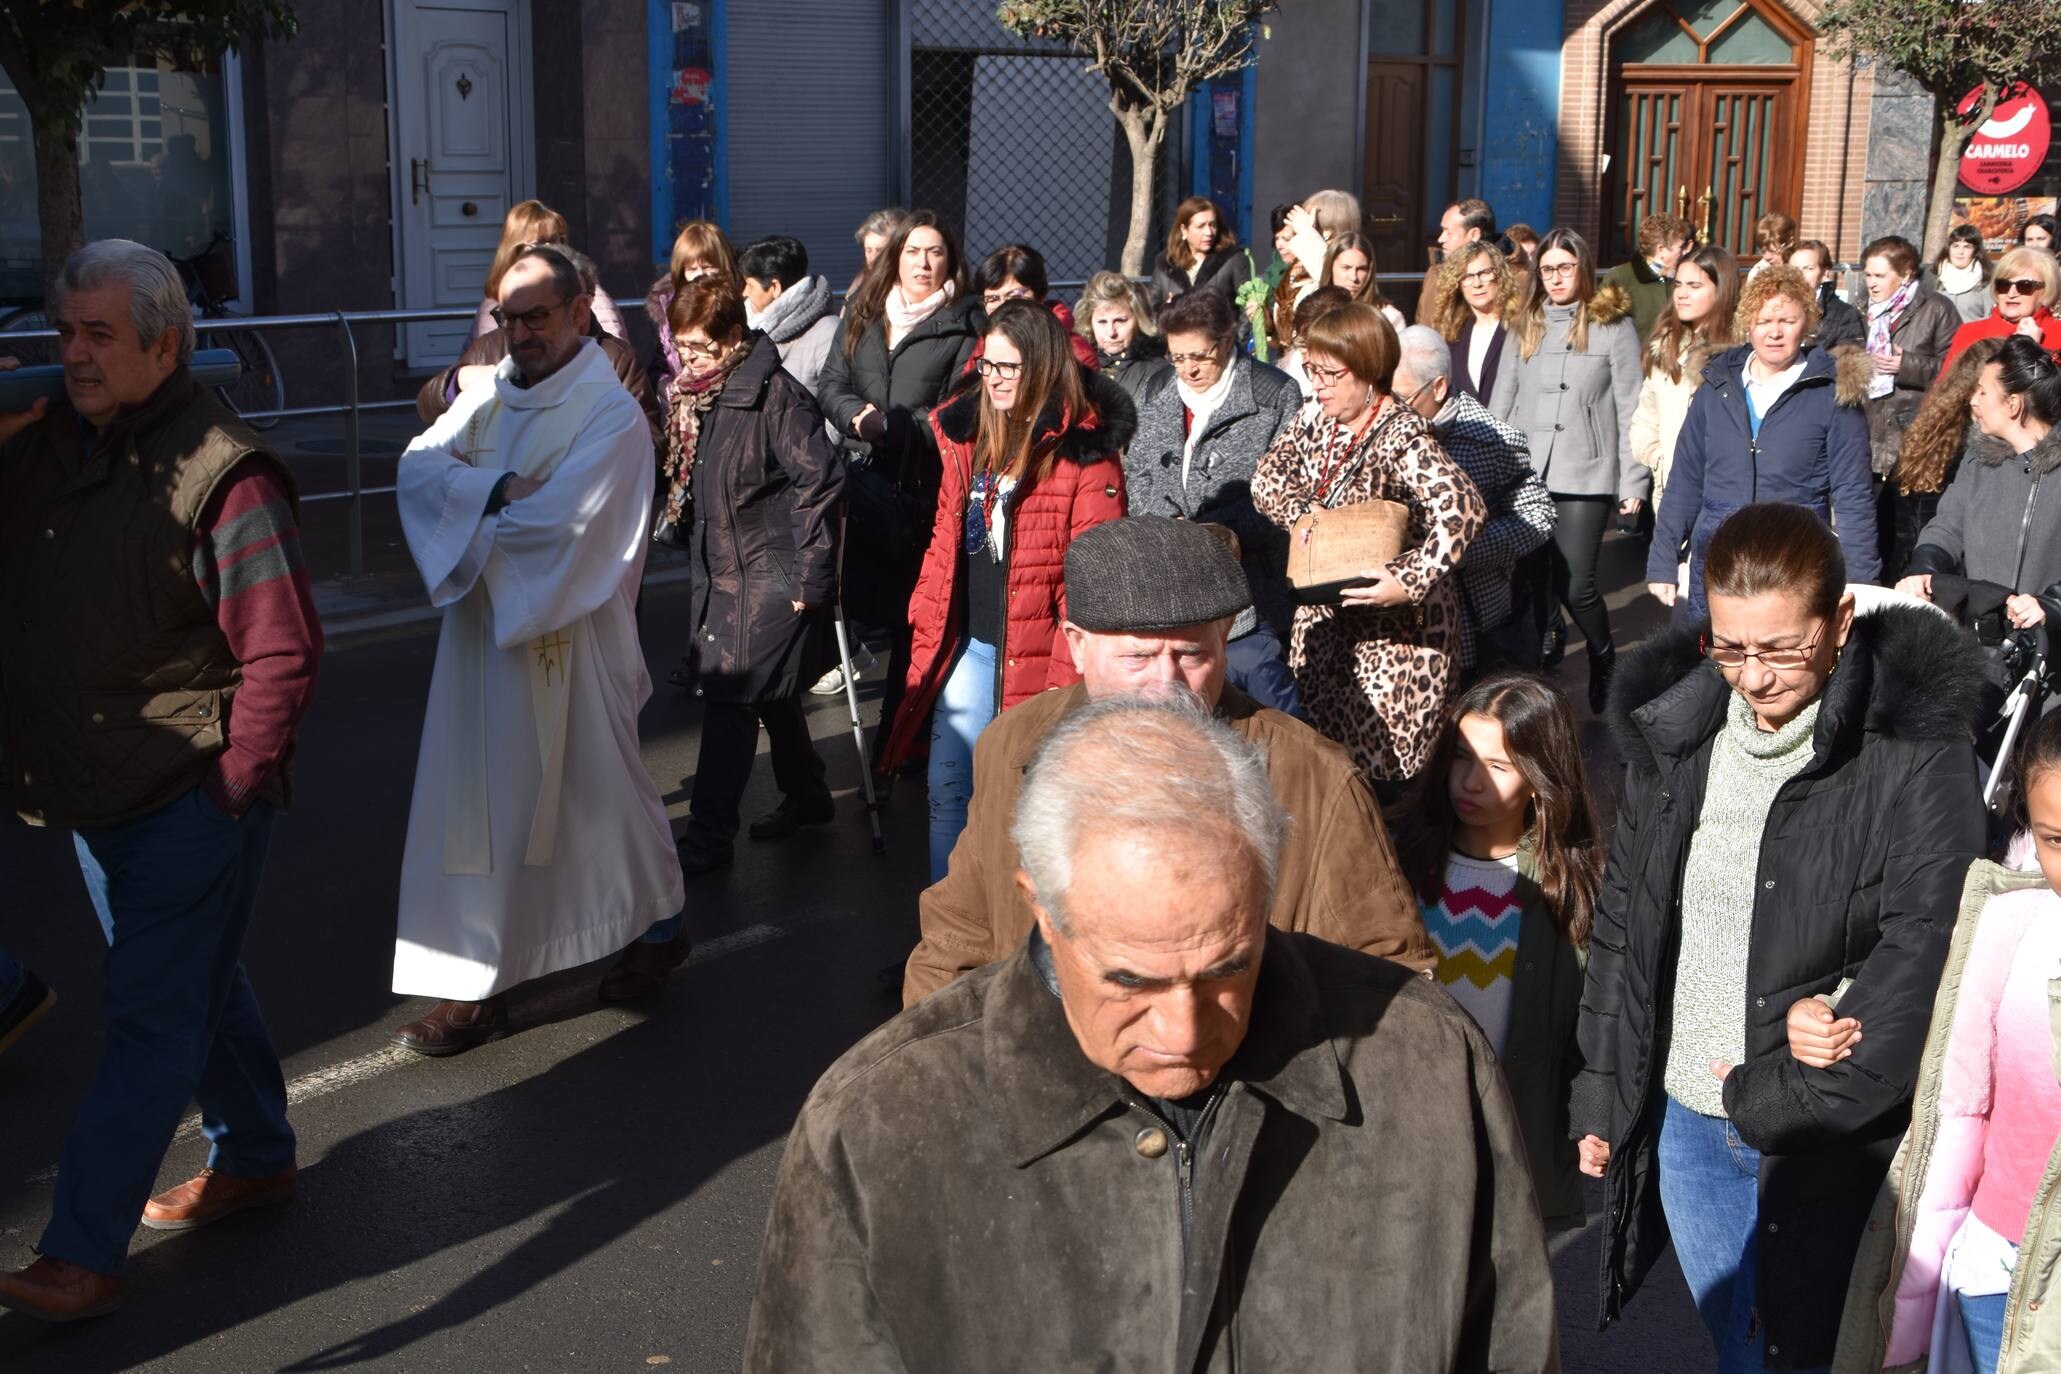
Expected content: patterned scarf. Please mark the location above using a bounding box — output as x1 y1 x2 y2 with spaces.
1866 276 1918 401
654 342 752 543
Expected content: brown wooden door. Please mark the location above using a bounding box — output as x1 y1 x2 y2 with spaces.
1701 82 1793 255
1617 82 1694 258
1365 60 1426 278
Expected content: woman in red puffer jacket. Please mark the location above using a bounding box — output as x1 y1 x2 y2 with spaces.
884 300 1134 880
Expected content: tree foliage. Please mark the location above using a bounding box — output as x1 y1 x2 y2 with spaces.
1817 0 2061 256
997 0 1278 275
0 1 298 297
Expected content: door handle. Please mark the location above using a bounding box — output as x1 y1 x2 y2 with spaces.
411 158 431 206
1371 214 1403 227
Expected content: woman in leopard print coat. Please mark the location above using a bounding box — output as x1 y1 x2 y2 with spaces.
1253 303 1485 785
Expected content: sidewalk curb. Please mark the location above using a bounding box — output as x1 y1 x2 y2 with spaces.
319 564 694 648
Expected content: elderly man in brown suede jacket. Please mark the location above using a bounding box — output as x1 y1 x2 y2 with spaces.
901 516 1434 1007
749 693 1557 1372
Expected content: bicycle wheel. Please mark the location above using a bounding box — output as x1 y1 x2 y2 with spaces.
213 317 285 429
0 307 54 367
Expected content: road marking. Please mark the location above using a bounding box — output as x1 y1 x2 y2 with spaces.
22 922 792 1184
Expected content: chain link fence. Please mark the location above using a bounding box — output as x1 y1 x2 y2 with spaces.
909 0 1172 283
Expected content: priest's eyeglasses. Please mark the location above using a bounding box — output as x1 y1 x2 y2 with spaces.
1700 623 1825 671
491 300 569 332
974 357 1024 379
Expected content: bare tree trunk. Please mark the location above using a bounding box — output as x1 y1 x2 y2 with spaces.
32 112 85 306
1923 86 1993 262
1118 109 1161 279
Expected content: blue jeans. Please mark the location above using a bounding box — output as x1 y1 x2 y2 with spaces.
1657 1097 1828 1374
1225 626 1303 719
0 947 23 1006
1959 1290 2007 1374
40 786 295 1275
928 638 998 883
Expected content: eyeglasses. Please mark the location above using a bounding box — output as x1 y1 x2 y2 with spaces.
1461 268 1500 287
982 287 1035 311
1700 622 1826 671
1403 377 1439 409
490 299 569 332
678 336 727 360
1305 361 1350 387
974 356 1024 379
1537 262 1580 280
1167 347 1221 367
1997 278 2047 297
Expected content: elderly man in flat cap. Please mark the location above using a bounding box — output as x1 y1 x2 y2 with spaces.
749 694 1557 1373
901 516 1432 1007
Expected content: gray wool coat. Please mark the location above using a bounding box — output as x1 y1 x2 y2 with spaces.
745 928 1559 1374
1504 288 1650 501
1123 356 1302 639
1910 428 2061 617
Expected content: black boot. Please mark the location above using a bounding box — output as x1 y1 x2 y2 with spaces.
1587 645 1617 716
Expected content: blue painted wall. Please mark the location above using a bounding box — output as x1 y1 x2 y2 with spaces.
1476 0 1562 233
649 0 725 264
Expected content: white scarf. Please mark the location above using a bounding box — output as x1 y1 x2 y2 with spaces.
1175 356 1241 484
885 279 955 350
1938 260 1988 297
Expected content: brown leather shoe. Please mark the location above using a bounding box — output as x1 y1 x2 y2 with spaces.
0 1256 123 1322
391 996 507 1056
140 1165 297 1232
597 934 693 1004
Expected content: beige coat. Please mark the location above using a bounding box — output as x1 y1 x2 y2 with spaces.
1629 340 1712 501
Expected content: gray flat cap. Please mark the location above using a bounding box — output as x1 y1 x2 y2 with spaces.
1064 516 1253 633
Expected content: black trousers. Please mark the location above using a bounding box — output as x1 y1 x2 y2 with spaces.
1548 494 1615 659
688 697 830 838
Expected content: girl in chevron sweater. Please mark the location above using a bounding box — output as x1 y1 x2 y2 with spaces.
1392 671 1603 1230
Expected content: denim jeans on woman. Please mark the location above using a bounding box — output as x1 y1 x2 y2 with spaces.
1657 1097 1829 1374
928 638 998 882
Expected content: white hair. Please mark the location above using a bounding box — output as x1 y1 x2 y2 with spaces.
1396 324 1451 387
1010 692 1286 931
56 239 195 366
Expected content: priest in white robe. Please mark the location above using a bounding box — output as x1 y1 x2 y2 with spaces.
389 245 686 1056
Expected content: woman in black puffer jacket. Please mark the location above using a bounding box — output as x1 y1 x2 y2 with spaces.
815 210 981 751
1573 503 1985 1373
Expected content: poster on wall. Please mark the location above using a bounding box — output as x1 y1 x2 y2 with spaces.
1954 195 2058 251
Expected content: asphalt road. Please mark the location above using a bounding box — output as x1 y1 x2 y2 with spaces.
0 539 1713 1373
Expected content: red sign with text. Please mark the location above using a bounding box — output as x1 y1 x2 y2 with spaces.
1959 83 2051 196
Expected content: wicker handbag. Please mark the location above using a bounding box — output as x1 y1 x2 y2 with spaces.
1286 499 1412 605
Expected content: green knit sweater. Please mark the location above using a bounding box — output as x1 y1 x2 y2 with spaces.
1664 692 1822 1117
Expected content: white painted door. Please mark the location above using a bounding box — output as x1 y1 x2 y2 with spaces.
390 1 528 367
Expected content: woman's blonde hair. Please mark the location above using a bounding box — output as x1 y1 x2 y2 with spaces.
1074 271 1158 342
1303 188 1363 239
1897 337 2003 496
667 220 739 294
1426 241 1519 342
1733 264 1822 339
1995 245 2061 311
484 199 569 299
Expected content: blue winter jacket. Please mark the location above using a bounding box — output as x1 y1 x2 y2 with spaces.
1647 343 1879 615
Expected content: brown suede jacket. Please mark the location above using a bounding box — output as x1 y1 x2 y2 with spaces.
749 928 1559 1372
901 681 1436 1007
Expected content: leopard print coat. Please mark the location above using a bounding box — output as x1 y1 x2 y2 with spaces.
1252 398 1485 781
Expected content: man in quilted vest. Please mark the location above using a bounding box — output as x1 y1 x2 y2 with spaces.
0 240 322 1321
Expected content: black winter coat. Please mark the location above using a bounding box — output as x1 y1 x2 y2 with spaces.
1149 245 1254 313
683 335 845 703
1573 603 1985 1371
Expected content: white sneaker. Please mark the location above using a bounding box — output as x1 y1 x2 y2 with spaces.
809 645 877 695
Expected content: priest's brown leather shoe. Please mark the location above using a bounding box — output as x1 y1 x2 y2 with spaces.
0 1256 123 1322
597 934 693 1004
140 1165 297 1232
391 996 508 1056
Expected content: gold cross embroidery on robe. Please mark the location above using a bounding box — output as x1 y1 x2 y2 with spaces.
533 631 572 686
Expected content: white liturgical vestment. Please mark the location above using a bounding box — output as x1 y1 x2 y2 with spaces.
391 340 684 999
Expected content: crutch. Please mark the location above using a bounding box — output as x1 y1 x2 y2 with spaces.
831 505 886 855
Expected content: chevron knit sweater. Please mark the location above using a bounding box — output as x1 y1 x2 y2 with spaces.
1423 849 1524 1055
1665 692 1821 1116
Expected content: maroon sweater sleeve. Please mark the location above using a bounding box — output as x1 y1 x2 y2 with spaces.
192 460 324 814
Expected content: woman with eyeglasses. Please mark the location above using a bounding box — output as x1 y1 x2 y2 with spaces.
1252 302 1486 791
1859 235 1964 491
816 209 983 749
1941 245 2061 374
1575 501 1985 1374
1423 240 1521 414
1505 227 1646 710
1124 287 1305 714
1648 266 1879 619
1900 334 2061 639
881 301 1131 879
972 244 1098 368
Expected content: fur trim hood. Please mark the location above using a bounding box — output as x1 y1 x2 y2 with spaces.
1605 600 1985 778
1830 345 1875 408
1590 281 1634 327
1698 342 1878 408
1646 332 1727 388
1974 425 2061 476
933 362 1139 464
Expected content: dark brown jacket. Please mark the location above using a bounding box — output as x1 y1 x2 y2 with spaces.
750 928 1560 1372
0 373 296 827
416 323 663 452
901 681 1436 1006
680 333 844 703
